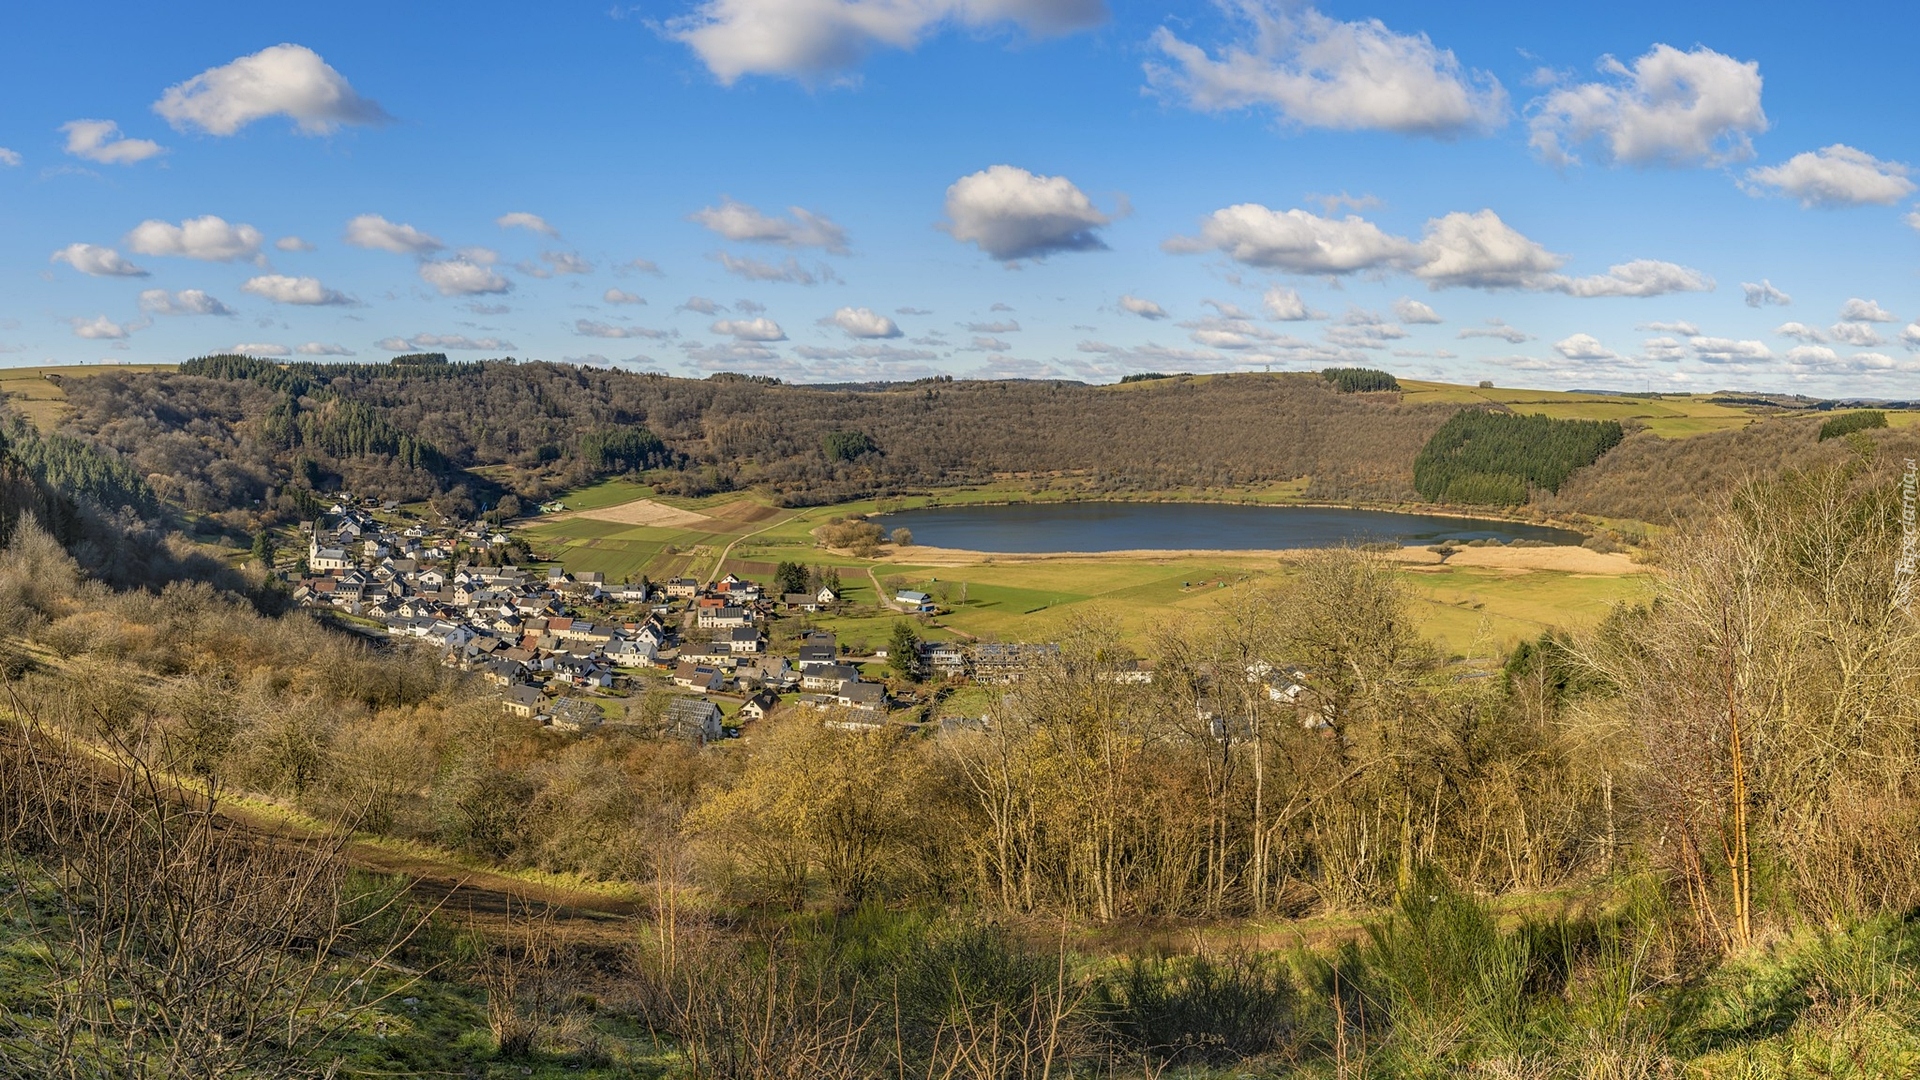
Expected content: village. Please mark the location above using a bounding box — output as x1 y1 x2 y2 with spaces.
286 499 1164 743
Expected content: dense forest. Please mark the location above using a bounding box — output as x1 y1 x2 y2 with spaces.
1412 411 1624 506
54 360 1464 517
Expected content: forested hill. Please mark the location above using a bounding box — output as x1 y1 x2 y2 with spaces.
53 359 1459 514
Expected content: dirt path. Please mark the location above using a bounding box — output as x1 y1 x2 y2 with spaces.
704 512 792 582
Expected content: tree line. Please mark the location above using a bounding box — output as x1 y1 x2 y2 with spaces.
1413 409 1623 506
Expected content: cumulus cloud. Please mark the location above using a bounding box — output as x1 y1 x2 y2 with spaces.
619 257 664 276
1903 323 1920 351
1325 319 1409 350
496 211 557 235
154 44 389 135
0 147 19 167
1458 318 1530 343
1147 2 1506 137
275 235 315 252
1840 298 1896 323
1528 44 1766 167
1829 323 1885 347
1166 203 1415 273
1551 259 1714 297
1746 145 1914 207
679 296 726 315
1637 320 1700 336
1691 337 1773 363
229 342 291 356
138 288 233 316
60 119 164 164
1412 209 1564 288
1263 286 1319 321
418 256 510 296
1553 333 1618 361
941 165 1113 262
965 319 1020 333
125 215 263 261
1774 322 1825 343
1641 336 1689 362
1742 279 1791 307
376 333 515 352
692 198 849 252
518 250 593 277
51 243 147 277
296 342 355 355
1393 297 1442 323
575 320 672 339
240 274 353 306
344 214 444 255
666 0 1106 84
712 317 787 341
971 336 1012 352
1119 294 1169 320
824 306 902 339
604 288 647 305
717 252 829 284
70 315 134 340
735 299 769 315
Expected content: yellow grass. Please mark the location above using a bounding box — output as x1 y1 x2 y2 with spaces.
0 363 174 430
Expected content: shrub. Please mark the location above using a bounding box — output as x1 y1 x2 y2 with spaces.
1322 367 1402 393
1817 410 1887 441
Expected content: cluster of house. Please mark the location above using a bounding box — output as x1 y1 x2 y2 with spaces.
291 503 1208 744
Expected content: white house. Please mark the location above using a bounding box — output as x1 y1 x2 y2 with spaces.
308 541 353 573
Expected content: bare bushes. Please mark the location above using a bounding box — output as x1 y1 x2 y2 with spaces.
0 716 419 1079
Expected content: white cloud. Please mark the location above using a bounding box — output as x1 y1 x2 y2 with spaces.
1637 319 1700 336
716 252 829 284
1263 287 1318 321
1909 211 1920 232
1691 337 1773 363
418 257 509 296
376 333 515 352
345 214 444 255
735 299 769 315
575 320 672 339
70 315 133 340
1904 323 1920 351
1202 300 1250 320
1458 318 1530 343
230 342 291 356
125 215 263 261
518 250 593 277
679 296 727 314
691 198 849 252
1774 322 1826 343
619 257 664 276
897 306 932 315
971 336 1013 352
60 119 164 164
666 0 1106 84
1551 259 1714 298
1746 145 1914 208
1742 279 1791 307
138 288 233 316
296 342 355 356
1146 3 1506 137
1325 320 1409 350
1167 203 1415 273
154 44 389 135
51 243 147 277
0 147 19 167
965 318 1020 333
1119 294 1169 320
941 165 1112 262
712 317 787 341
825 306 903 339
1412 209 1563 288
1641 336 1689 362
275 235 315 252
1553 333 1617 361
240 274 353 306
1393 297 1442 323
1528 44 1765 168
1829 322 1885 347
604 288 647 305
496 211 557 235
1839 298 1895 323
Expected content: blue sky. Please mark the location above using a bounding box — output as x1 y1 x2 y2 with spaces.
3 0 1918 394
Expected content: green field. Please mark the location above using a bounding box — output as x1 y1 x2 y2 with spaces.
1398 380 1770 439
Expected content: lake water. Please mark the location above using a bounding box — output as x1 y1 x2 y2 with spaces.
874 502 1585 553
